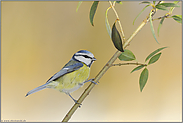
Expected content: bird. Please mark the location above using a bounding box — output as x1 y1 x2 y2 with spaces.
25 50 97 104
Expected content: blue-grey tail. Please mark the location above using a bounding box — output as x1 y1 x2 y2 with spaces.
25 83 49 97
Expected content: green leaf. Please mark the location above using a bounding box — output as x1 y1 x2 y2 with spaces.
153 1 156 5
133 5 150 25
116 1 122 4
89 1 99 26
169 1 180 13
157 17 165 36
148 53 161 65
173 1 180 4
172 15 182 23
155 4 169 11
158 3 180 7
118 49 136 61
145 47 167 61
131 65 145 73
149 11 159 44
140 1 151 5
76 1 82 12
139 68 149 92
105 7 112 39
111 22 124 52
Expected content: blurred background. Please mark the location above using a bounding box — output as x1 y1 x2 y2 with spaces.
2 1 182 122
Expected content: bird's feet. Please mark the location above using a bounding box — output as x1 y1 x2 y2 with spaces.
84 78 99 85
68 93 82 108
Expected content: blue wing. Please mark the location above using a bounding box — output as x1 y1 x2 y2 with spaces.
46 62 83 83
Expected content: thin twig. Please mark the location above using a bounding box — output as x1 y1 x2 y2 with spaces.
112 63 147 66
153 13 170 21
109 1 125 42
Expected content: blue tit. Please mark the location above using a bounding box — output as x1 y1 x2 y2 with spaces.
25 50 96 104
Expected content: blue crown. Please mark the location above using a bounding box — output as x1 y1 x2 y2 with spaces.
77 50 91 54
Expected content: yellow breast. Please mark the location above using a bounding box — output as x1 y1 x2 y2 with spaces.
49 64 90 94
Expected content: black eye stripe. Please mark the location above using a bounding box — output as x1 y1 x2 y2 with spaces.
83 55 92 59
75 55 92 59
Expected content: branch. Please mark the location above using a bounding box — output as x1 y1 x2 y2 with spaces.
112 62 147 66
62 3 158 122
153 13 170 21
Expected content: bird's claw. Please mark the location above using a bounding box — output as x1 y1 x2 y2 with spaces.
84 78 99 85
73 99 82 108
91 78 99 85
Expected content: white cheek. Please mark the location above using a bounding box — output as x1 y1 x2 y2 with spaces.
75 52 94 58
74 56 91 65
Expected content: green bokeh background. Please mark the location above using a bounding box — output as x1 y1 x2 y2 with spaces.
2 1 182 122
